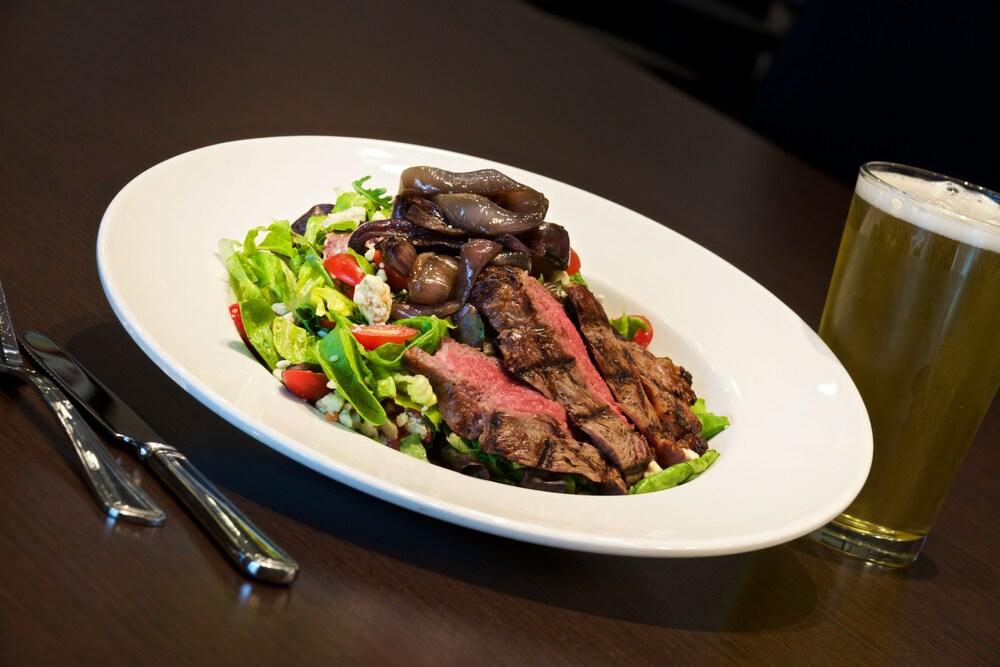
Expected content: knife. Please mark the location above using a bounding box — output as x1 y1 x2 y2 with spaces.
21 330 299 585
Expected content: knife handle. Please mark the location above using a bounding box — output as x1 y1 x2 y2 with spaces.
144 444 299 584
25 370 166 525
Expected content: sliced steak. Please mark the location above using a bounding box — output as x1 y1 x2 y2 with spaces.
471 266 651 483
564 283 706 466
403 339 625 493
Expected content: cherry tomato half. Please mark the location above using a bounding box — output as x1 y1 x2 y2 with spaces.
632 315 654 349
281 369 330 402
228 303 249 343
350 324 420 351
567 248 581 275
323 253 366 287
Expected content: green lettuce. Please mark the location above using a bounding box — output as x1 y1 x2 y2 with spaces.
272 317 318 365
628 450 719 495
315 313 386 425
691 399 730 440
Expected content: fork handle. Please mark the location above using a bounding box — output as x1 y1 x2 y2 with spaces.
25 371 166 525
144 443 299 584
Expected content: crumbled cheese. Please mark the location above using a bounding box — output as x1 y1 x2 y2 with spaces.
396 413 409 427
682 448 700 461
359 420 379 438
353 274 392 325
325 380 336 389
275 359 291 370
338 411 354 428
375 268 387 281
326 207 367 224
405 412 429 440
315 392 344 414
643 460 663 478
364 246 377 261
272 367 285 382
271 302 289 316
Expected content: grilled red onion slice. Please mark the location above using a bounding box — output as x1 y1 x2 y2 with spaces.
408 254 460 305
452 239 502 304
400 167 528 197
433 194 544 236
380 238 417 279
519 222 570 273
393 195 467 236
348 219 466 254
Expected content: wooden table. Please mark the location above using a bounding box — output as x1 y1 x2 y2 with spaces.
2 2 997 664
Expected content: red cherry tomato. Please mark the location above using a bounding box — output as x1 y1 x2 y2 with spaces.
567 248 581 275
281 369 330 402
350 324 420 351
228 303 248 343
323 253 366 286
632 316 654 349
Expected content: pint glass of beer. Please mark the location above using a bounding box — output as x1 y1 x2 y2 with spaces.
814 162 1000 567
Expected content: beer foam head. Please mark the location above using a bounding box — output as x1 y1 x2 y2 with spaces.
856 166 1000 253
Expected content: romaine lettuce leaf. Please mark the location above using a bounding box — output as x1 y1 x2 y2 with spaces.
628 449 719 495
315 313 386 425
272 317 318 365
691 399 730 440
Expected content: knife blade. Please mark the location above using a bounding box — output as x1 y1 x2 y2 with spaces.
21 330 299 585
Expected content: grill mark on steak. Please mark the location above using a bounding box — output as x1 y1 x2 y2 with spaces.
471 266 651 483
564 283 707 466
403 340 625 493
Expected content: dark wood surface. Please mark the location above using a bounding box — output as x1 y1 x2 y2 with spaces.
1 2 997 664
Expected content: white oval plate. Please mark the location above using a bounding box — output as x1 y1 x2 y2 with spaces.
98 136 871 557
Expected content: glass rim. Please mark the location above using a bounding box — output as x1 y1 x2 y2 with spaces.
859 161 1000 230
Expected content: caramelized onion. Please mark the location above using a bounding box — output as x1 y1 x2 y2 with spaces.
348 219 466 255
408 254 460 304
433 194 544 236
452 239 501 304
380 238 417 278
452 304 486 347
519 222 570 274
489 251 532 271
393 194 467 236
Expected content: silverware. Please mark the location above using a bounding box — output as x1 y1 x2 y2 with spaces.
0 281 165 524
21 330 300 585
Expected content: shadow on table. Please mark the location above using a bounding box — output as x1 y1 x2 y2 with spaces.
65 321 817 632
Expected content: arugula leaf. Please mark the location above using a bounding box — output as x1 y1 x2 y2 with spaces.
352 175 393 211
690 399 730 440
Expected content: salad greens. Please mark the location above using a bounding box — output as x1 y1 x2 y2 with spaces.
629 449 720 495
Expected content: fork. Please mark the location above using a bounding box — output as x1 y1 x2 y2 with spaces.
0 280 165 525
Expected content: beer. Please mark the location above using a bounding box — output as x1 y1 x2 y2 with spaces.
817 163 1000 566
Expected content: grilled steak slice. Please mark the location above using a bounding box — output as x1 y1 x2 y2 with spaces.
471 266 651 483
403 339 625 493
564 284 706 466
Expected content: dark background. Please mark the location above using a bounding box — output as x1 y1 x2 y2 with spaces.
529 0 1000 191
